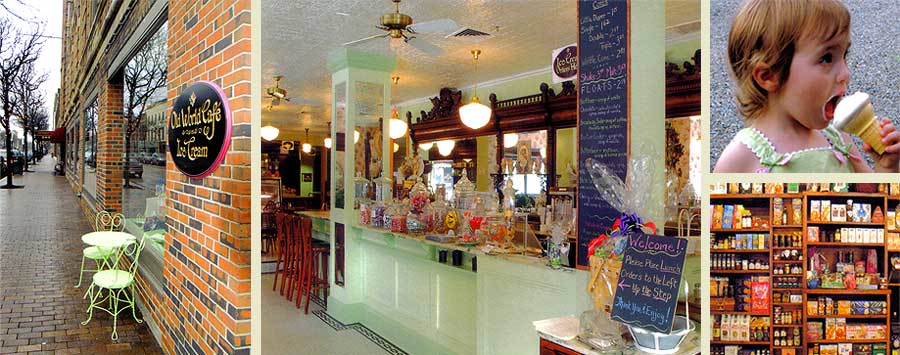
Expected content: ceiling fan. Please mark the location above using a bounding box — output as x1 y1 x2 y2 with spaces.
266 75 290 110
342 0 458 56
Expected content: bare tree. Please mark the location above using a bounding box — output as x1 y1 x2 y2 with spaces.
0 17 42 188
13 61 47 171
123 25 167 187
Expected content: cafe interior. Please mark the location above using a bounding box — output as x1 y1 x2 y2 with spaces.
260 1 701 354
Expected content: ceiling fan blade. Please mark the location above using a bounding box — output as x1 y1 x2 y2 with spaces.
406 36 443 56
408 19 458 34
342 33 388 46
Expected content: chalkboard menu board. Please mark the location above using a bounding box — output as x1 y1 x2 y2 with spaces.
168 81 232 178
610 234 687 333
577 0 630 267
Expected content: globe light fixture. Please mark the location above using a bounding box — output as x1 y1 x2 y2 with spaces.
418 142 434 150
261 125 279 141
503 133 519 148
393 142 400 153
436 140 455 156
354 129 360 143
388 108 408 139
302 143 312 153
459 49 492 130
324 137 332 149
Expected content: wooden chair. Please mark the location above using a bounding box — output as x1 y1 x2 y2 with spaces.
297 216 329 313
261 201 279 255
272 212 291 293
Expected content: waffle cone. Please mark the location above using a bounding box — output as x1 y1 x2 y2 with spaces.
852 104 886 154
589 255 623 312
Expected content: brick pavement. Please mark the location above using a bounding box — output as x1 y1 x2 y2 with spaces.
0 158 163 355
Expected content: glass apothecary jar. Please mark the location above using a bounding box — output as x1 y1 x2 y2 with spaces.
406 212 426 235
353 172 371 210
391 202 408 233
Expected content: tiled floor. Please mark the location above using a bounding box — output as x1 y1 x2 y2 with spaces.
262 274 404 355
0 158 163 355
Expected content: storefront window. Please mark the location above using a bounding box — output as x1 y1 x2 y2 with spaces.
120 22 168 272
82 100 97 199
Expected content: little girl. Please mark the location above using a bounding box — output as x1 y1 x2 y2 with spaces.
714 0 898 173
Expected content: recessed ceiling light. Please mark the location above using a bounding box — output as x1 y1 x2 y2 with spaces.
336 12 350 16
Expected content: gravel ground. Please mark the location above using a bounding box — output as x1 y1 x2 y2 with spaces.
710 0 900 171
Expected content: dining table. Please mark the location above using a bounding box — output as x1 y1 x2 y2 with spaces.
81 231 136 250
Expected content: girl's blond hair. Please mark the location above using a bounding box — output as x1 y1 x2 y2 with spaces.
727 0 850 120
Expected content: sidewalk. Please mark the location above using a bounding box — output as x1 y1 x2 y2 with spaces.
0 158 162 354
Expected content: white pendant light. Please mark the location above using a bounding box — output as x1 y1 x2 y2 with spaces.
436 140 455 156
261 125 279 141
354 129 360 143
388 107 408 139
503 133 519 148
393 142 400 153
418 142 434 150
301 128 313 154
459 49 492 130
324 137 332 149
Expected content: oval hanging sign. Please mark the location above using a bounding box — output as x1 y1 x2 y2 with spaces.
168 81 232 178
552 44 578 83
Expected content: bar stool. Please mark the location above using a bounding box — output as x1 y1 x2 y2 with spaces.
285 215 303 302
297 216 329 313
272 212 291 293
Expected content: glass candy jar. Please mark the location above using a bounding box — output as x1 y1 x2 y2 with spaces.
383 202 396 230
391 202 408 233
359 201 371 225
406 212 426 235
353 172 371 210
409 178 429 215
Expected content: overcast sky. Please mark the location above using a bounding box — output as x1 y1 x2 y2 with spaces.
2 0 62 137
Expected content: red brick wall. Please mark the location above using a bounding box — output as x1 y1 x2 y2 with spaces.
96 79 125 213
158 1 253 354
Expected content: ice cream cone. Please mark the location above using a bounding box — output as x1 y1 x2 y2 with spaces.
834 92 885 154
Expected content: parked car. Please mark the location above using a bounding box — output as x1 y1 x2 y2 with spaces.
0 149 25 175
125 159 143 179
138 152 150 164
151 152 165 166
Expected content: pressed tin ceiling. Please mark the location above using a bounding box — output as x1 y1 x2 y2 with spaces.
262 0 699 139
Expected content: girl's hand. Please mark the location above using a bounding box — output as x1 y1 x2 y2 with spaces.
862 117 900 172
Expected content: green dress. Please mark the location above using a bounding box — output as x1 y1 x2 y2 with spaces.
735 125 855 173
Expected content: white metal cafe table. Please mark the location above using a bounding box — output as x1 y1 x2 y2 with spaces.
81 231 136 250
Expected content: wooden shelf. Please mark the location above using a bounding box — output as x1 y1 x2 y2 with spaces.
772 260 803 264
711 228 771 233
773 225 803 228
711 310 769 315
806 289 889 295
807 339 888 344
773 303 804 306
806 221 884 226
772 288 804 291
710 194 776 199
807 314 889 319
711 249 770 253
710 340 770 345
806 242 884 247
772 246 803 250
805 192 885 198
711 269 771 274
772 324 803 327
772 273 804 277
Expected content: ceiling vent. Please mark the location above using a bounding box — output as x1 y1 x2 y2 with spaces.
446 27 491 42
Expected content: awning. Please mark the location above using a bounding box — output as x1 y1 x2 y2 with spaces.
49 128 65 144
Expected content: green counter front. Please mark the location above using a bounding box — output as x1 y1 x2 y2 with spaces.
320 214 700 355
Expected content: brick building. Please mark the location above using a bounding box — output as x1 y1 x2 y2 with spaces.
57 1 253 354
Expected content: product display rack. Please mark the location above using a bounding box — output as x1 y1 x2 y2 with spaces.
711 194 773 354
712 188 895 355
